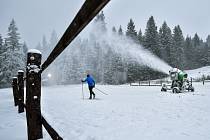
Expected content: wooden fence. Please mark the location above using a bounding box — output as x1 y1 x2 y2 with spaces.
130 80 171 86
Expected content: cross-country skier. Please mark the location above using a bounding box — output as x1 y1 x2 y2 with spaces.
81 74 96 99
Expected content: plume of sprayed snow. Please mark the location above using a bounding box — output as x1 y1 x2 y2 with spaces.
107 35 171 74
89 22 172 75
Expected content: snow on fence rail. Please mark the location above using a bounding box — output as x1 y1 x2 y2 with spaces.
130 78 208 87
130 80 172 86
11 0 110 140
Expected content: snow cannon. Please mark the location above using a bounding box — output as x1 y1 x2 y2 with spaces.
169 68 187 81
161 68 194 93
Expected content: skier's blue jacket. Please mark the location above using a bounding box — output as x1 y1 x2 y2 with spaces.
83 76 95 87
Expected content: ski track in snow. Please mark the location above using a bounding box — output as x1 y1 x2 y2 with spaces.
0 83 210 140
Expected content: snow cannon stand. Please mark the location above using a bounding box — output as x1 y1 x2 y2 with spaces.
161 68 194 93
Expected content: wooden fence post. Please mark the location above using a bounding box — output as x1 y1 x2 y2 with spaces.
12 77 18 106
18 70 24 113
26 50 43 140
190 77 193 86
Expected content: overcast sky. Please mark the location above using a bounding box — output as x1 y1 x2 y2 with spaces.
1 0 210 48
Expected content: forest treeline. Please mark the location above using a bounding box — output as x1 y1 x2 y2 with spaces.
1 13 210 87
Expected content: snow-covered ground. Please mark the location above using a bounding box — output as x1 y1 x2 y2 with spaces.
1 82 210 140
185 66 210 79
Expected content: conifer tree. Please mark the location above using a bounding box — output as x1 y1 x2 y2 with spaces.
0 34 3 57
204 35 210 65
192 33 206 68
137 29 144 45
206 35 210 47
205 35 210 65
95 11 107 32
201 43 210 66
112 26 117 33
127 59 139 83
184 36 194 69
21 42 28 63
112 54 126 84
126 19 137 41
42 35 48 60
1 19 25 87
0 34 4 85
49 30 58 51
22 42 28 55
192 33 200 47
104 48 115 84
159 21 173 63
42 30 59 85
192 33 201 68
118 25 123 36
49 30 59 84
143 16 160 57
171 25 185 69
0 34 3 49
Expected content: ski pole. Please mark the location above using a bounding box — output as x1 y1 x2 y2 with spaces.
82 82 84 100
95 87 108 95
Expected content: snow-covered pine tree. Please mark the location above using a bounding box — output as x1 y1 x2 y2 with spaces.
127 58 139 83
184 36 194 69
137 29 144 45
118 25 123 36
70 56 82 84
21 42 28 64
58 38 83 84
192 33 204 68
201 42 210 67
194 34 207 67
92 42 104 83
42 35 48 61
192 33 200 47
112 26 117 33
112 53 126 84
44 30 58 85
205 35 210 65
80 39 89 76
206 35 210 47
0 34 4 66
95 11 107 33
126 19 137 41
171 25 185 69
143 16 160 57
0 34 4 86
61 52 71 84
159 21 173 64
22 42 28 55
49 30 58 52
104 48 115 84
1 19 25 87
0 34 3 52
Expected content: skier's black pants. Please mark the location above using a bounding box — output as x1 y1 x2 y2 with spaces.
88 86 95 99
